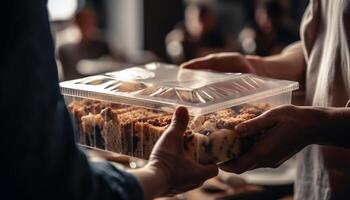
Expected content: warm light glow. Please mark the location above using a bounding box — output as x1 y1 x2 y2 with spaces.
48 0 79 21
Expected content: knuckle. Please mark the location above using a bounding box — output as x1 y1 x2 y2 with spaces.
172 115 187 125
263 106 288 118
248 116 266 129
205 54 216 60
261 109 274 118
173 120 187 130
281 105 297 112
259 116 270 124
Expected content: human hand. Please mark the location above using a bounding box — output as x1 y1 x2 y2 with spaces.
219 105 329 174
133 107 218 199
180 52 261 74
150 107 218 193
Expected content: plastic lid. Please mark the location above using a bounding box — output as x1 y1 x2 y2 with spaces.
60 62 299 115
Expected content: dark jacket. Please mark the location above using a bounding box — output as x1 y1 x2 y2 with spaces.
0 1 143 199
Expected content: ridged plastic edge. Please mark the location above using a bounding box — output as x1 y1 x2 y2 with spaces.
60 80 299 116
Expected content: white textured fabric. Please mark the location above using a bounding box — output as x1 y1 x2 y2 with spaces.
295 0 350 199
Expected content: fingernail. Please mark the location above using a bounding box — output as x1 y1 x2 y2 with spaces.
235 124 246 133
176 106 187 116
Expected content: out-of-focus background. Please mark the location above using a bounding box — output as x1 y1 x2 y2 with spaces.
50 0 308 81
51 0 308 199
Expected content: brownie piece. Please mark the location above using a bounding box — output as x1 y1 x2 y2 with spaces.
207 129 240 163
215 113 256 130
133 115 172 159
184 131 211 164
81 113 104 148
239 103 270 116
68 99 270 165
189 108 236 132
184 103 271 164
68 100 122 144
68 100 87 144
184 129 240 164
100 107 122 152
117 108 169 156
208 108 237 118
80 107 123 152
69 99 171 155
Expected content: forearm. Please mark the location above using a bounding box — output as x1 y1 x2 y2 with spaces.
319 107 350 148
299 105 350 148
246 42 306 83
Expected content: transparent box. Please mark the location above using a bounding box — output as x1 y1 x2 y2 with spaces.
60 62 299 164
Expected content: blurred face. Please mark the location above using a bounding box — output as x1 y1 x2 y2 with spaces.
185 5 202 38
255 4 270 30
255 2 283 32
185 5 215 39
76 9 97 40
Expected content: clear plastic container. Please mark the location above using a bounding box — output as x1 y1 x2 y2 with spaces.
60 62 299 164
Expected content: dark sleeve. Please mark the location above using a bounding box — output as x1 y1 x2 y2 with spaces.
0 1 143 199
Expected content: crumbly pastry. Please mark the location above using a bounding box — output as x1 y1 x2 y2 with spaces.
208 108 237 119
207 129 241 163
134 115 172 159
68 100 87 144
68 100 269 164
184 131 211 164
189 116 207 132
117 108 169 156
74 101 169 154
81 113 104 148
68 99 113 144
184 129 241 164
100 108 122 153
239 103 270 116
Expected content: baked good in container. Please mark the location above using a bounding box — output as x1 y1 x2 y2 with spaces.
69 99 270 164
61 62 298 164
184 129 241 164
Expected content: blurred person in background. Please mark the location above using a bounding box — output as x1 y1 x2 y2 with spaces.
1 1 218 199
182 0 350 199
239 0 299 56
165 0 237 64
59 7 126 80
